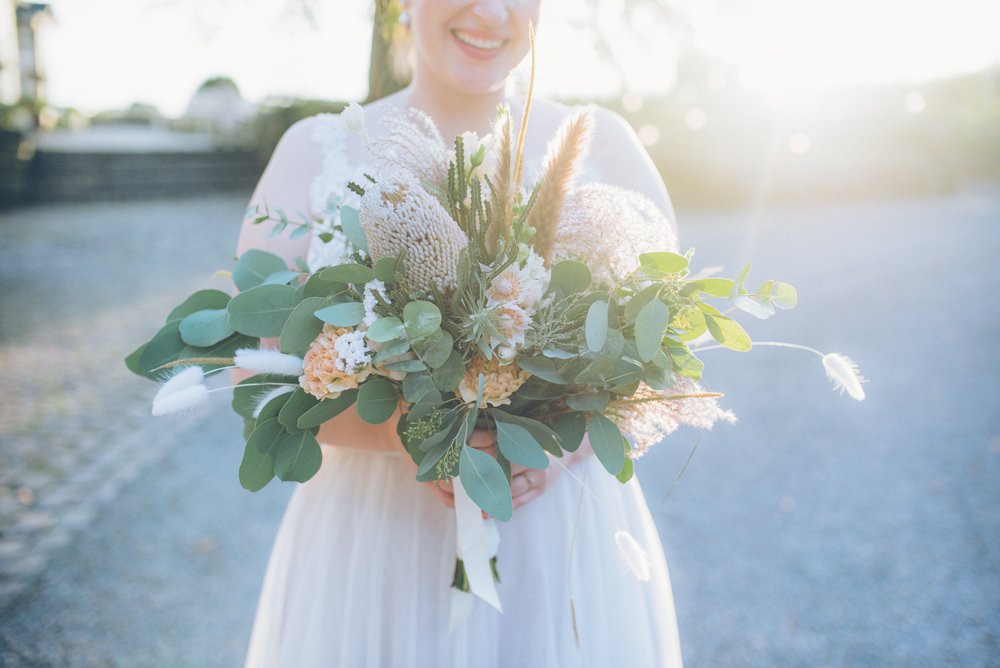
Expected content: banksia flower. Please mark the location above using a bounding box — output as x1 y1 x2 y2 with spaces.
549 184 678 287
456 355 531 408
529 109 595 260
359 171 468 294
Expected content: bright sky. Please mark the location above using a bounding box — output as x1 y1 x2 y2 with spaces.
41 0 1000 117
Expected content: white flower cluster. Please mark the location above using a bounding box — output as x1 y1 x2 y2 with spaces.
484 247 551 361
333 329 373 374
459 130 498 183
362 279 390 327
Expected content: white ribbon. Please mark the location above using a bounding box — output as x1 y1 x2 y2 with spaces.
448 474 502 632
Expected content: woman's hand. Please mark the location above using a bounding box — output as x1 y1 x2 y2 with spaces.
424 431 594 512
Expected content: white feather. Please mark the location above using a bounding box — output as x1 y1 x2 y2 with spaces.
154 366 204 403
252 386 297 419
151 384 209 416
234 348 304 376
821 352 866 401
614 530 651 582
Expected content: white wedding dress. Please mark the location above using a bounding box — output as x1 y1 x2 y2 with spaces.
243 113 683 668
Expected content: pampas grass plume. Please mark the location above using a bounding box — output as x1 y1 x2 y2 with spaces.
614 529 651 581
234 348 304 376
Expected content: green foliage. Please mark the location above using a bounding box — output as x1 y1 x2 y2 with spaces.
179 309 234 347
634 299 670 362
356 377 399 424
549 261 592 297
227 284 299 337
167 289 231 323
588 414 626 476
297 389 358 429
459 446 512 521
339 206 369 253
552 412 587 452
233 249 289 291
280 297 326 355
367 317 405 342
585 300 609 352
318 263 374 285
495 420 549 469
403 301 442 339
314 301 365 327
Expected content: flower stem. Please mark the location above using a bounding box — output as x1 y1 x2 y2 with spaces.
690 341 824 356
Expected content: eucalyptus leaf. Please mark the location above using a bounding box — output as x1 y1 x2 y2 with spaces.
367 316 405 342
179 308 234 347
238 439 275 492
414 329 454 369
373 257 397 283
233 249 289 291
402 373 437 404
516 356 569 385
279 297 326 355
302 272 348 299
496 421 549 469
297 389 358 429
432 351 466 392
634 299 670 362
694 278 735 298
138 321 185 375
549 260 592 296
588 414 626 476
231 374 288 420
373 338 411 365
565 392 611 412
403 301 442 339
339 206 369 252
552 412 586 452
124 342 147 377
616 453 635 483
166 289 231 323
491 410 562 456
277 388 319 432
274 429 322 482
623 284 662 324
314 301 365 327
262 270 301 286
227 284 299 337
385 359 429 373
318 263 374 285
585 300 609 352
356 377 399 424
179 333 257 372
704 313 752 352
459 446 513 521
639 251 688 277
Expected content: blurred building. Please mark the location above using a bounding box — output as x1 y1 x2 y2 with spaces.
0 1 52 104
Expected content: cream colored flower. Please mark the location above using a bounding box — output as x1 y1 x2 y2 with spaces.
460 130 498 182
486 266 524 306
456 355 531 408
359 171 468 294
550 184 678 287
299 325 373 400
489 303 531 350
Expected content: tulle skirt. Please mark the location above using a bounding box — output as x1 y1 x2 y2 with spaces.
244 445 682 667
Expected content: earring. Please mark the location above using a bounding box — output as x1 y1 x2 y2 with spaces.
398 9 411 27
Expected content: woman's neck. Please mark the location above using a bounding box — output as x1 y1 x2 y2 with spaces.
402 72 510 140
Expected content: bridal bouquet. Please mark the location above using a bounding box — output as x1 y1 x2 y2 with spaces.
127 94 865 612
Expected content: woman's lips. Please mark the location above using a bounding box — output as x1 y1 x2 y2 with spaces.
452 29 506 60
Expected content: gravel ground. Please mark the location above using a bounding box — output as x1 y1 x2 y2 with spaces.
0 186 998 666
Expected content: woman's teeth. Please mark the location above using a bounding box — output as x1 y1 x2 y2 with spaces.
453 30 503 50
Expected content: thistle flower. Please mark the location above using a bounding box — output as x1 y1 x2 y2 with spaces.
252 386 296 419
359 171 468 294
549 184 678 287
614 530 651 582
234 348 304 376
608 378 737 458
456 356 530 408
822 353 866 401
300 326 373 400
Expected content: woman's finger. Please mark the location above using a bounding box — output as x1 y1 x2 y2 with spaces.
510 472 532 498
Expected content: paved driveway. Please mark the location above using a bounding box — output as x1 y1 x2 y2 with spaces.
0 187 997 666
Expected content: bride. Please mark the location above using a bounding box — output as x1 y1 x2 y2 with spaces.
239 1 683 666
